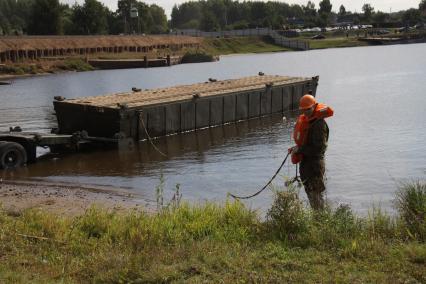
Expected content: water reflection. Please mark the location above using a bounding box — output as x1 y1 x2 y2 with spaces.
5 114 294 178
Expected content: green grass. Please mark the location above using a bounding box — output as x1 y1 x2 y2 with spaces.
0 182 425 282
202 36 292 55
0 58 93 77
306 37 368 49
0 63 40 75
56 58 94 72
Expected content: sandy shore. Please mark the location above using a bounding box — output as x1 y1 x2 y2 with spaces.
0 179 153 216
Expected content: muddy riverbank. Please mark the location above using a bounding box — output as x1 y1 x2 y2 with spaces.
0 180 152 216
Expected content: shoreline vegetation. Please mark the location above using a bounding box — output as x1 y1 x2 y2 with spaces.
1 32 424 79
0 181 424 282
0 33 415 79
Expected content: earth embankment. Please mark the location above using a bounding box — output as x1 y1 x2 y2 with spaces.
0 35 201 63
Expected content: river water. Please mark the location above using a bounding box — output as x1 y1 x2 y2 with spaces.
1 43 425 214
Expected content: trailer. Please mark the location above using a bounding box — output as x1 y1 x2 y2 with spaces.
0 74 319 169
0 130 121 169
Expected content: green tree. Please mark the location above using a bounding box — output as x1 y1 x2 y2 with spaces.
318 0 332 27
28 0 63 34
136 2 153 33
0 0 13 34
420 0 426 10
303 1 316 17
319 0 332 14
403 8 421 25
362 3 374 23
62 4 74 34
117 0 137 33
420 0 426 16
70 0 109 34
201 10 219 31
0 0 33 35
208 0 227 28
169 0 336 31
303 1 317 27
149 4 167 33
250 1 268 24
338 4 346 16
106 11 122 34
170 2 202 29
372 11 388 26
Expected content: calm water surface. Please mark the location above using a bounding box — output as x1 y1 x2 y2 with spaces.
1 43 425 214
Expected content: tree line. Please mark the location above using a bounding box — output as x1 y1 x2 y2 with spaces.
1 0 425 35
0 0 167 35
171 0 426 31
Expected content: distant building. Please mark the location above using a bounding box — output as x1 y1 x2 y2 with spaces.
287 17 305 27
336 14 359 27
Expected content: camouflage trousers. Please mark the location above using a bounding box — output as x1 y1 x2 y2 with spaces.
299 158 326 210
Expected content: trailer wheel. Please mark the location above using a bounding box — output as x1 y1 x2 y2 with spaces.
0 142 27 169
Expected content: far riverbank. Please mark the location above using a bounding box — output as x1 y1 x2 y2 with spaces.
0 34 397 79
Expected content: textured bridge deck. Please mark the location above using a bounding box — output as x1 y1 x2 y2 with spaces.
63 75 310 109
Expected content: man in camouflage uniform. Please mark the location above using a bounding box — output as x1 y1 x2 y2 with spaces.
298 118 329 210
291 95 332 210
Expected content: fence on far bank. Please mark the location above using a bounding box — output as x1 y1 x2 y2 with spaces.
174 28 310 51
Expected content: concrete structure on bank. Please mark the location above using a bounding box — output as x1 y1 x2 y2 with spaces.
87 55 181 69
53 75 319 140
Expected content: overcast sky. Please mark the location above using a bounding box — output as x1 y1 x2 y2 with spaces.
60 0 421 18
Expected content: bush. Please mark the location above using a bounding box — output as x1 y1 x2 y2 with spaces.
57 59 94 71
308 204 364 249
181 51 215 63
395 181 426 241
266 188 309 240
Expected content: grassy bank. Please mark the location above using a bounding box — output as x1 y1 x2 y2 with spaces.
0 182 424 283
200 36 292 55
0 58 93 78
306 37 368 49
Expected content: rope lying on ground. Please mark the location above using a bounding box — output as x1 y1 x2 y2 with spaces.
229 152 291 199
139 115 168 157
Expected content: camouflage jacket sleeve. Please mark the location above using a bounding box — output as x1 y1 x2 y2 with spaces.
298 118 329 158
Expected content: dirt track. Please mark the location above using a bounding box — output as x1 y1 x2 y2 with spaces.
0 179 153 216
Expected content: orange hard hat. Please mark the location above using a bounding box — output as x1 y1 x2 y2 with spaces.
299 94 316 110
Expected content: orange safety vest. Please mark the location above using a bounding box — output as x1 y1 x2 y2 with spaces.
291 103 334 164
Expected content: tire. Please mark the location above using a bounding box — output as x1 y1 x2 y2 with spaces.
0 142 27 170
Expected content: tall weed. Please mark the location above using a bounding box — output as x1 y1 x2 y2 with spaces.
266 187 309 240
395 181 426 241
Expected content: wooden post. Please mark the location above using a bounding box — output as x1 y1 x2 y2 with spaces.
11 50 17 62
